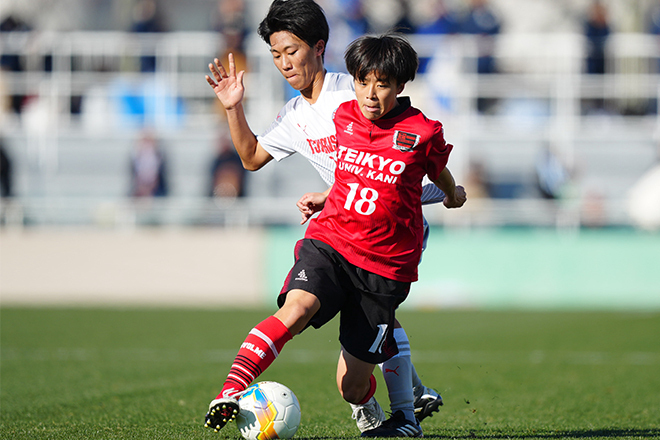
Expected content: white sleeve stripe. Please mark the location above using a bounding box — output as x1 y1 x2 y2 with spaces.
421 183 446 205
249 328 280 358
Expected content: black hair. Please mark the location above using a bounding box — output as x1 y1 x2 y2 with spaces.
257 0 329 58
344 32 418 85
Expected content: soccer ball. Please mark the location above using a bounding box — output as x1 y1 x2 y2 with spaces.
236 381 301 440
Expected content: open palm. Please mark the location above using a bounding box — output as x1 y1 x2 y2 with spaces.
205 53 246 109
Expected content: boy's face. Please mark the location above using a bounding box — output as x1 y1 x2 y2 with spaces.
354 72 404 121
269 31 324 93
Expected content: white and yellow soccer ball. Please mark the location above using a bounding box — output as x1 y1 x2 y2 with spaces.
236 381 301 440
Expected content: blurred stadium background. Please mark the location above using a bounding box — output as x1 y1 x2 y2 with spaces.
1 0 659 309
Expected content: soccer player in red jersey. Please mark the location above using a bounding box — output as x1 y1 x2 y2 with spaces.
204 32 466 437
206 1 447 433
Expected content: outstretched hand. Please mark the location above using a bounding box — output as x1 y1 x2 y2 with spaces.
205 53 246 110
297 192 328 225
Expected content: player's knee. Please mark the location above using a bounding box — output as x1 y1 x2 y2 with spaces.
275 290 320 334
284 289 319 319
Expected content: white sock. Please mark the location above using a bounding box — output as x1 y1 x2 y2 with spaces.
379 328 415 423
411 363 423 399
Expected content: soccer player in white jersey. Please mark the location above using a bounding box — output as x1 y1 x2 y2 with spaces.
205 0 444 433
204 29 466 437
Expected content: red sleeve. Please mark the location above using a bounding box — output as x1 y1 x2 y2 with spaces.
424 122 453 182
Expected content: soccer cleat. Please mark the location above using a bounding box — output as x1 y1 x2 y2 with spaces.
360 410 423 438
351 396 387 432
414 386 443 423
204 397 240 432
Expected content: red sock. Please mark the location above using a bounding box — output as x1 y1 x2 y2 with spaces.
357 374 378 405
217 316 292 399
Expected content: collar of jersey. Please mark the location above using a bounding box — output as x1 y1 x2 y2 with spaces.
380 97 412 120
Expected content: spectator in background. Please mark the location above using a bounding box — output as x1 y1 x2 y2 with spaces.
459 0 500 74
321 0 373 72
459 0 501 113
464 160 491 199
129 129 168 197
0 139 12 198
393 0 416 34
582 1 612 114
648 0 660 78
651 0 660 35
647 0 660 115
535 145 570 200
581 189 606 228
627 142 660 231
417 0 459 35
209 129 246 199
584 0 611 75
0 14 31 114
213 0 249 75
338 0 372 37
131 0 167 72
415 0 459 73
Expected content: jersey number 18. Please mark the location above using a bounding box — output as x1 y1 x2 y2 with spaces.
344 183 378 216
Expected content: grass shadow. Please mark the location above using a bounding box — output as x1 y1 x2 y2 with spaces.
294 429 660 440
423 428 660 439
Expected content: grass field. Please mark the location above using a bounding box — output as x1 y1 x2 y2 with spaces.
1 308 659 439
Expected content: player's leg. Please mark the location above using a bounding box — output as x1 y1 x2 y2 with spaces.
381 323 444 423
338 347 386 433
206 239 346 432
360 328 422 438
205 289 319 432
336 347 377 404
411 365 444 423
338 264 420 437
358 319 442 427
359 343 422 438
408 216 443 422
379 324 415 422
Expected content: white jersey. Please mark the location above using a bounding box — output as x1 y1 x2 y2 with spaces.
258 71 354 186
258 71 445 204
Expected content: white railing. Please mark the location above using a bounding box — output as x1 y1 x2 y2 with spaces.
0 195 628 230
1 31 658 228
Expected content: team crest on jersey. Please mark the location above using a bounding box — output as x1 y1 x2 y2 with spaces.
392 131 420 152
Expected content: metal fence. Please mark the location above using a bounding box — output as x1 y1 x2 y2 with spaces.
1 31 658 228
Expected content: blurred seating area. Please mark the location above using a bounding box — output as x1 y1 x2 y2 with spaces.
1 0 659 229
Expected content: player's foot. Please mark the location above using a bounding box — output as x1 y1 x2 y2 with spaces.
351 396 387 432
360 410 423 438
204 397 240 432
413 386 443 423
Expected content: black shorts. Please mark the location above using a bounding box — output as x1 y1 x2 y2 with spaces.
277 239 411 364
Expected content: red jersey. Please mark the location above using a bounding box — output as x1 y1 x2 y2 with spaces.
304 98 453 282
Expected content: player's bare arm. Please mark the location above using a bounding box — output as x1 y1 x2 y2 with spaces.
297 186 331 225
206 54 274 171
433 167 467 209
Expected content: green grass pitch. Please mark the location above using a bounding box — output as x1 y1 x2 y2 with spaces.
1 308 659 439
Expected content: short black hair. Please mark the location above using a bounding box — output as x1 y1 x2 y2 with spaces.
344 33 418 85
258 0 329 58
